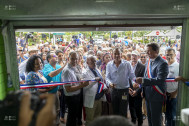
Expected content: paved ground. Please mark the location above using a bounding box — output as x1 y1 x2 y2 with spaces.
59 112 149 126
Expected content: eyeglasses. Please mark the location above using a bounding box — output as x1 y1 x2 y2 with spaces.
141 56 146 58
166 54 173 56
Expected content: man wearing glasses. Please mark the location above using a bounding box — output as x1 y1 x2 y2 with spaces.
165 48 179 126
82 55 107 125
42 52 67 126
140 52 147 65
139 52 147 120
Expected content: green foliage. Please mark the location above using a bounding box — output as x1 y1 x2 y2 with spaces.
104 33 110 40
176 26 182 32
15 32 20 37
138 40 143 43
15 30 177 45
132 39 138 43
134 31 150 37
144 39 149 44
125 31 132 37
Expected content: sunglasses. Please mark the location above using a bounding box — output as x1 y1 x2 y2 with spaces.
166 54 173 56
141 56 146 58
53 55 57 58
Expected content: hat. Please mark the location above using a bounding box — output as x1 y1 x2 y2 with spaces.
28 46 38 53
131 50 140 56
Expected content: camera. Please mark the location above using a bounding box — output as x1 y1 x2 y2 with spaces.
25 33 33 39
0 91 46 126
72 35 78 40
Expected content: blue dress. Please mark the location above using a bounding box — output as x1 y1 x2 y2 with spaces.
25 70 47 92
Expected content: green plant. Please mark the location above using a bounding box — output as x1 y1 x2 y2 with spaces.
132 39 138 43
144 39 149 44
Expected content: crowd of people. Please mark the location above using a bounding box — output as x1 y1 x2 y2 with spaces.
16 36 184 126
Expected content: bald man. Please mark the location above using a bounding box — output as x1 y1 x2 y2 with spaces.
106 48 135 117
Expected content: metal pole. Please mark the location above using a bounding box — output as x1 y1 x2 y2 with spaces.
49 32 50 42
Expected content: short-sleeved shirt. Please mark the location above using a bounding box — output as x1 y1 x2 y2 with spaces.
166 61 179 93
61 64 82 96
43 63 62 93
18 56 28 64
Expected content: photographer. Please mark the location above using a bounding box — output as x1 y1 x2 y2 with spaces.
19 91 56 126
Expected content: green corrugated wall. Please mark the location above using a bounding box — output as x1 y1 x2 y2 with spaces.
177 19 189 126
0 21 8 100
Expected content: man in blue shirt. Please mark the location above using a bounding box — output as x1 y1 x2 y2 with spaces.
43 52 67 126
20 37 25 47
42 53 64 93
106 48 135 117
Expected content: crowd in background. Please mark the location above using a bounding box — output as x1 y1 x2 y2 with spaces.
16 36 181 126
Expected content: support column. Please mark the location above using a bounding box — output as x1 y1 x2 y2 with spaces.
0 21 8 100
177 19 189 126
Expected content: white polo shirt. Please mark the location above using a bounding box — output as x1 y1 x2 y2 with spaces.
62 64 82 96
166 61 179 93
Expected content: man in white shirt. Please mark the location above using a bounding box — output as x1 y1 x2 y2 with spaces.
106 48 135 116
165 48 179 126
82 55 107 125
61 51 89 126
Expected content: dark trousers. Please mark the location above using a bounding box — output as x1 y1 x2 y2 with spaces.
146 99 163 126
65 92 83 126
165 95 177 126
59 89 66 118
111 88 128 117
129 94 143 126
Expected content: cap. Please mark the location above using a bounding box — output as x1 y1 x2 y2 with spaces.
131 50 140 56
28 46 38 52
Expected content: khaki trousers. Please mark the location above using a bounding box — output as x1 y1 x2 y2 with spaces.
85 100 102 126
